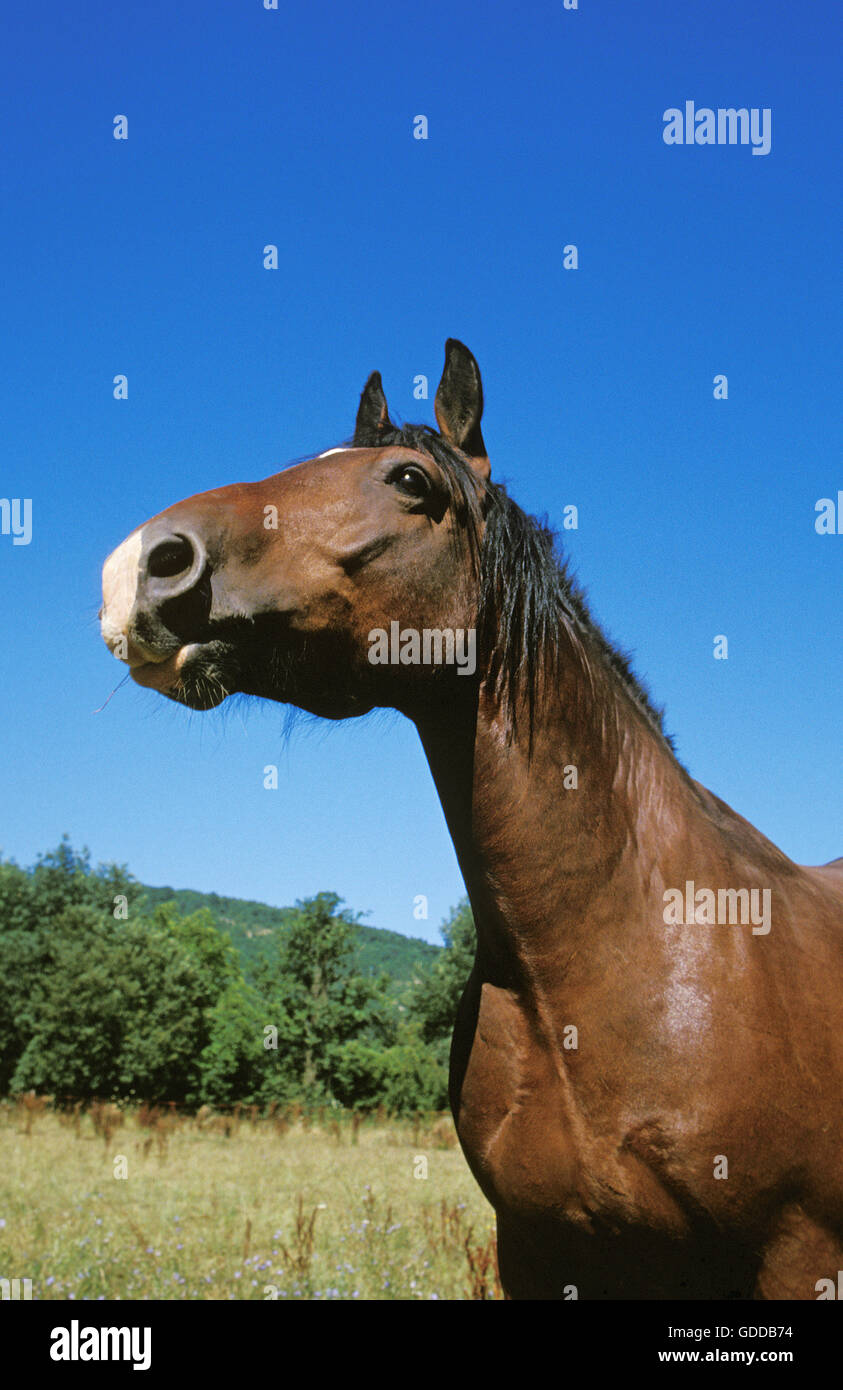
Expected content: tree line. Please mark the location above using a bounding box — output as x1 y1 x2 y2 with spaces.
0 838 475 1113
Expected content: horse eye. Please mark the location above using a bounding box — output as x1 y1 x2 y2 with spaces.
391 465 431 499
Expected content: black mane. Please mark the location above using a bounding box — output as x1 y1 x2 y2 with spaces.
352 421 677 757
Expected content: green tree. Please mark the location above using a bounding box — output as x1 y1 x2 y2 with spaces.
0 845 143 1091
0 857 58 1089
0 841 464 1114
10 911 212 1102
12 907 132 1097
409 897 476 1045
156 902 239 1002
26 836 142 921
258 892 394 1105
198 978 267 1106
379 1027 449 1112
2 845 252 1105
115 921 214 1103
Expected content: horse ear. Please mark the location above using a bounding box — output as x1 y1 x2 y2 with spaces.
434 339 490 480
354 370 393 443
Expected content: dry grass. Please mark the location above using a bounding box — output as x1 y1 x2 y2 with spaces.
0 1097 500 1300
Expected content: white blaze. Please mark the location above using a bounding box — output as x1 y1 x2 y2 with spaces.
100 530 144 661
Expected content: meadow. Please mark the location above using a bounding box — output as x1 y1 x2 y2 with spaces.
0 1097 500 1301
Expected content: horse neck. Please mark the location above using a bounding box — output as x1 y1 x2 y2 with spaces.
414 622 701 986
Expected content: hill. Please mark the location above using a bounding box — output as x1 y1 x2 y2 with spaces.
135 883 439 990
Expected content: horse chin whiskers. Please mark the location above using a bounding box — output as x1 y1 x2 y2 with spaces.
92 671 132 715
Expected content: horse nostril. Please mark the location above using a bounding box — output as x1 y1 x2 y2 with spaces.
147 534 195 580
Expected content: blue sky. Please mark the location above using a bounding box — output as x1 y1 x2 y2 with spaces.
1 0 840 944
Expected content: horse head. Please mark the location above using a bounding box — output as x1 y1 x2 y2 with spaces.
100 340 490 720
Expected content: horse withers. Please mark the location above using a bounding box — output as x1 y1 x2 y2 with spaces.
100 340 843 1299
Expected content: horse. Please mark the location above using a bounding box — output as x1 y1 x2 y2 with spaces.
100 339 843 1299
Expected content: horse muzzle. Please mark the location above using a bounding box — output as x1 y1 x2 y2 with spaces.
100 522 211 681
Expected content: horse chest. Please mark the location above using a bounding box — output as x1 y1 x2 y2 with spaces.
452 981 695 1239
453 981 587 1215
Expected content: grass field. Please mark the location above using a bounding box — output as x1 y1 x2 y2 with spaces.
0 1097 500 1301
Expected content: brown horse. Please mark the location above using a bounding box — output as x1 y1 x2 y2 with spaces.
100 340 843 1299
